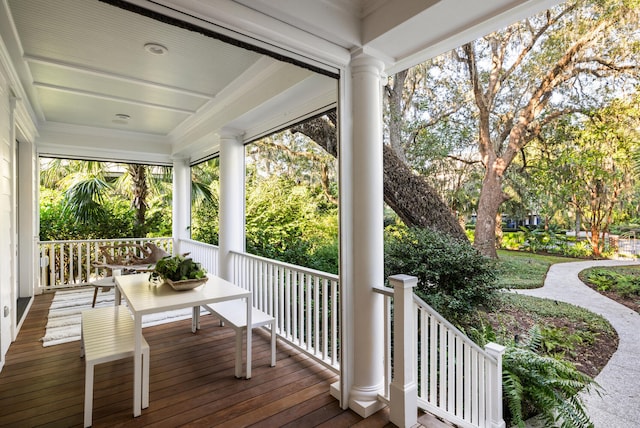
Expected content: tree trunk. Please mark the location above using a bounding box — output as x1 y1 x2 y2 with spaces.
128 164 148 237
292 113 468 241
383 145 467 240
473 167 507 258
494 212 503 250
590 224 601 258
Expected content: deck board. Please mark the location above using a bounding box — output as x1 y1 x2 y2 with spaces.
0 292 395 427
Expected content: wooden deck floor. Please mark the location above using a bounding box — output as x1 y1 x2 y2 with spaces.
0 292 395 427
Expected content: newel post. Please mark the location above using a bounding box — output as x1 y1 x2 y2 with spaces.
388 274 418 428
485 342 506 428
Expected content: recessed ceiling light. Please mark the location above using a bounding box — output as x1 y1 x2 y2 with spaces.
113 113 131 124
144 42 168 55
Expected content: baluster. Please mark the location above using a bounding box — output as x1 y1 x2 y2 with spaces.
464 342 472 422
305 274 312 351
331 279 338 366
322 278 329 360
58 243 65 286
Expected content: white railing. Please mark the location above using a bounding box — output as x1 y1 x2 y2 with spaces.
229 250 340 373
38 237 172 290
378 275 505 428
177 239 219 275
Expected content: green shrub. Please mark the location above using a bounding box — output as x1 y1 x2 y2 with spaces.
40 188 135 240
564 241 593 258
501 232 525 250
539 325 586 358
384 226 498 321
586 268 640 298
503 326 599 428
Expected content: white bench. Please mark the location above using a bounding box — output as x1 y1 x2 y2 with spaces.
203 300 276 378
81 306 149 428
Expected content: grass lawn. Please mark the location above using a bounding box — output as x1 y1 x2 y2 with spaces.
495 249 581 289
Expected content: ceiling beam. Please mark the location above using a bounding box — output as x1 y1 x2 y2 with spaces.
24 54 215 99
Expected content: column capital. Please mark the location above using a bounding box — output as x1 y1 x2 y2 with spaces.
170 156 190 165
350 48 387 76
219 127 244 141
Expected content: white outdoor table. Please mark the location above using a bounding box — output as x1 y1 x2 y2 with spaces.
115 273 252 417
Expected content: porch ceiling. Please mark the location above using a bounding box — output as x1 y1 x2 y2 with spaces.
0 0 560 165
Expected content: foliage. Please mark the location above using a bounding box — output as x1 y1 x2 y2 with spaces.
538 325 591 358
501 232 526 250
467 289 611 427
502 326 599 428
40 158 173 239
243 136 339 272
498 228 598 258
151 255 206 281
189 133 340 273
384 226 498 320
245 173 337 269
529 95 639 257
394 0 640 258
191 200 220 245
39 188 136 240
190 158 220 244
563 241 594 258
584 268 640 298
519 227 564 253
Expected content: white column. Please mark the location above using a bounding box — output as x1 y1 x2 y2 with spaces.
389 275 418 428
172 158 191 254
218 129 245 281
347 52 386 417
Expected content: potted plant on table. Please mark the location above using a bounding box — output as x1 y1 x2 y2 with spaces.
150 255 208 290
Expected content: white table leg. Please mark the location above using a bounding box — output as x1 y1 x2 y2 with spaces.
192 306 201 333
246 295 252 379
133 315 143 416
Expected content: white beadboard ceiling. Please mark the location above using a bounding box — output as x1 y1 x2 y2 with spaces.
0 0 560 164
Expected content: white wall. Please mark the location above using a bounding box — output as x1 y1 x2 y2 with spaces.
0 63 14 369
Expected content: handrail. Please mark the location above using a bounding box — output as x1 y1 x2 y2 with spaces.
230 250 339 282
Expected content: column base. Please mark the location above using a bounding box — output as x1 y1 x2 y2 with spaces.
330 381 386 418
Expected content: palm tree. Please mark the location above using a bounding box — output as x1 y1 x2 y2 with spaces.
41 159 172 237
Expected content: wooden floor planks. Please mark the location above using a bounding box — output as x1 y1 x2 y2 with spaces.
0 292 396 427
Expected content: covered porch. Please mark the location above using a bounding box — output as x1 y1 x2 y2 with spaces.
0 1 561 426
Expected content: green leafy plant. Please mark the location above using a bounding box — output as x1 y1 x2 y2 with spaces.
151 255 206 281
503 326 599 428
384 226 498 322
539 325 585 358
586 268 618 292
585 268 640 298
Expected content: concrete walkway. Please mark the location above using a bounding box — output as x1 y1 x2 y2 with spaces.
516 259 640 428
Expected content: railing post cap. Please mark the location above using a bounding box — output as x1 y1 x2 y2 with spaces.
485 342 506 355
388 274 418 288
